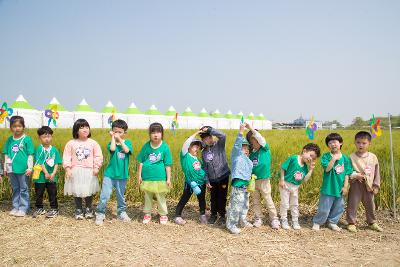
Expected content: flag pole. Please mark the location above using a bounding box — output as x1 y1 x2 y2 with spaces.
388 113 397 218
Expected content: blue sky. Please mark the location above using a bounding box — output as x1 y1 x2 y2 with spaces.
0 0 399 124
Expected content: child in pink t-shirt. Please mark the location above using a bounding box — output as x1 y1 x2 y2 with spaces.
63 119 103 220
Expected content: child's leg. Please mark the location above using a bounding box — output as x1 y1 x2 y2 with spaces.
216 175 229 218
259 179 279 222
46 182 58 210
361 186 376 225
239 191 250 224
74 197 83 210
289 184 300 223
209 181 218 217
17 174 30 212
196 184 207 215
346 182 362 225
252 180 263 220
313 194 334 225
85 196 93 210
143 191 154 215
326 196 344 225
155 193 168 216
9 173 21 211
226 187 241 230
175 183 192 217
96 176 114 215
114 179 128 216
34 183 46 209
279 185 290 222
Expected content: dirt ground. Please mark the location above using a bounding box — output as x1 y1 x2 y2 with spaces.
0 200 399 267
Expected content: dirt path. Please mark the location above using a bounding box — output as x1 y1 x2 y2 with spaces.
0 201 399 266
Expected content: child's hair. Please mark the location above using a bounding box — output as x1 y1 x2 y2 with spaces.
37 126 53 136
112 119 128 131
9 116 25 128
303 143 321 157
72 119 91 139
355 131 372 141
149 122 164 139
246 129 259 144
199 126 212 139
325 133 343 147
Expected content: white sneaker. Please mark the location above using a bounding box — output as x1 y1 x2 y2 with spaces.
253 218 263 228
143 214 152 224
14 210 26 217
271 219 280 229
95 213 105 226
312 223 320 231
328 223 342 231
229 226 241 234
281 219 290 230
174 216 186 225
292 221 301 230
240 220 253 228
118 212 131 222
9 209 18 216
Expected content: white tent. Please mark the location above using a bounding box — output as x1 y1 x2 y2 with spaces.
42 97 74 128
124 102 148 129
100 101 128 128
9 95 42 128
73 99 103 128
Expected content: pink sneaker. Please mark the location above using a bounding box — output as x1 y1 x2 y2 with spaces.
143 214 151 224
160 215 168 225
174 217 186 225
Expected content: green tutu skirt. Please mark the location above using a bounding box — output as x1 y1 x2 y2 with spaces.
140 181 170 194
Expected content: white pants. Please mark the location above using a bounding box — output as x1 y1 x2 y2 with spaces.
251 179 278 221
279 181 300 222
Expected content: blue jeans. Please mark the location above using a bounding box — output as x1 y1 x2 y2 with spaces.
96 176 127 215
10 173 30 212
313 194 344 225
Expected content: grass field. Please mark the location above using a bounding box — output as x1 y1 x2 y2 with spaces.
0 128 399 209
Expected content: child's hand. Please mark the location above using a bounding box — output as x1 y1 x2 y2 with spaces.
309 161 316 170
109 131 114 137
206 183 212 189
137 176 142 185
0 175 2 183
341 186 349 196
93 168 99 177
332 153 341 161
279 180 287 189
200 127 209 133
25 169 32 177
372 186 379 195
239 123 245 133
45 173 51 180
356 173 365 182
49 173 55 182
166 178 171 187
65 168 72 179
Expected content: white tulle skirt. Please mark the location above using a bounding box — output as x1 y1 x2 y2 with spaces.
64 167 100 197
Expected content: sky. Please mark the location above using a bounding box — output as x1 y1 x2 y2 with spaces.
0 0 399 125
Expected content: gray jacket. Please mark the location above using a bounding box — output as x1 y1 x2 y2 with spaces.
201 128 231 182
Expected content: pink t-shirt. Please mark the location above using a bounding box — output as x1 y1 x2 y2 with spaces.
63 138 103 170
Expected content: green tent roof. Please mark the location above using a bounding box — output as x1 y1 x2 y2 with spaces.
256 113 266 120
102 101 118 113
247 112 255 120
165 106 177 116
235 112 244 119
145 105 162 115
211 109 223 118
46 97 67 111
224 110 234 119
124 102 142 114
11 95 35 110
197 108 210 117
181 107 195 116
74 99 96 112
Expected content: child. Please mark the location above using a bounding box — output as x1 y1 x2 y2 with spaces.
32 126 62 218
174 131 210 225
2 116 35 217
246 124 280 229
137 122 173 225
63 119 103 220
200 126 231 225
226 123 254 234
279 143 321 230
95 119 133 225
346 131 383 232
312 133 352 231
0 153 4 183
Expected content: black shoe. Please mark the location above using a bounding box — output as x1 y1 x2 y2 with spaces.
32 208 46 218
208 214 218 224
46 209 58 218
75 209 84 220
218 216 226 225
84 207 94 219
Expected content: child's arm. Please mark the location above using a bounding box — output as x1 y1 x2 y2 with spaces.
49 164 59 182
279 169 286 189
93 142 103 176
26 155 33 176
166 166 171 186
372 162 381 194
109 132 116 152
63 141 73 178
203 127 226 147
181 131 201 155
246 123 267 147
231 124 246 158
303 161 316 183
341 175 349 195
325 154 340 172
137 163 143 185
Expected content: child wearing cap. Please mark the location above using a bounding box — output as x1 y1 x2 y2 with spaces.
174 130 211 225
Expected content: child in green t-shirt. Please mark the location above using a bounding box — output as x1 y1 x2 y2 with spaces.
137 122 173 225
2 116 35 217
279 143 320 230
312 133 353 231
95 119 133 226
32 126 62 218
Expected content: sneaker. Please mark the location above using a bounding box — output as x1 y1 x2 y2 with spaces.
312 223 320 231
33 208 46 218
228 226 241 234
9 209 18 216
253 218 263 228
208 214 218 224
95 212 105 226
160 215 168 225
347 224 357 233
118 212 131 222
199 214 208 224
218 216 226 225
239 220 253 228
328 223 342 231
75 209 84 220
292 221 301 230
143 214 151 224
14 210 26 217
174 216 186 225
271 219 280 230
45 209 58 218
84 208 94 219
369 223 383 232
281 219 291 230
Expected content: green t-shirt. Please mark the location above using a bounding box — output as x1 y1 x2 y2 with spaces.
281 155 309 185
136 141 173 181
232 178 249 188
104 140 133 179
320 152 353 197
34 145 62 183
250 143 271 180
180 151 206 186
3 135 35 174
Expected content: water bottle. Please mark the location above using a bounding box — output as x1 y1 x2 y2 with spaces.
190 181 202 195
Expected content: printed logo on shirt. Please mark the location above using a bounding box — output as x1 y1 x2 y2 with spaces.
206 152 214 161
117 152 126 160
193 161 201 171
252 157 259 167
149 153 161 163
364 165 372 176
75 147 91 161
294 171 303 181
46 155 55 167
335 163 344 174
11 144 20 153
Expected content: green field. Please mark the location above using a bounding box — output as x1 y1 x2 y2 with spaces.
1 128 399 209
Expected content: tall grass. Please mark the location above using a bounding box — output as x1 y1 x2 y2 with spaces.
0 128 399 209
